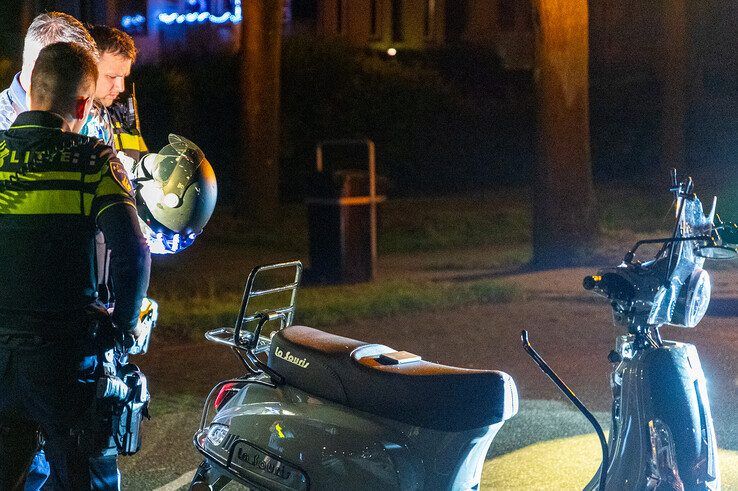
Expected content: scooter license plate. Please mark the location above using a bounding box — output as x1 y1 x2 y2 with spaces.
228 440 308 490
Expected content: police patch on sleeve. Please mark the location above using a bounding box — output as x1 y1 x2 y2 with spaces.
110 159 134 197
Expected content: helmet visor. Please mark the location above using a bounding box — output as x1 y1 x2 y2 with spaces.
141 134 205 203
136 133 217 236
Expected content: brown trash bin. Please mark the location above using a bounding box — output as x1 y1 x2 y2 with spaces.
306 140 386 283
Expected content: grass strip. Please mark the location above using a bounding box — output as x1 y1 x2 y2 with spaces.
155 278 519 340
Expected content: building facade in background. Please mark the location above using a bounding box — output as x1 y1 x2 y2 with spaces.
111 0 535 69
4 0 736 96
18 0 532 68
113 0 251 63
314 0 533 69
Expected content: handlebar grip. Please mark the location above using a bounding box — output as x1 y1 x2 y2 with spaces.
583 275 599 290
583 272 635 302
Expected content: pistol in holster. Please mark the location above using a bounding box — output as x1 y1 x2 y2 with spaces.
87 305 151 456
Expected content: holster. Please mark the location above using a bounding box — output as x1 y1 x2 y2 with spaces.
111 364 150 456
96 356 150 456
88 303 151 457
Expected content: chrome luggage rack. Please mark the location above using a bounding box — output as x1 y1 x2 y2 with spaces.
197 261 303 436
204 261 303 356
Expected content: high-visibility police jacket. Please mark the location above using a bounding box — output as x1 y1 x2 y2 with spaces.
109 100 148 162
80 99 148 307
0 111 150 334
82 100 148 162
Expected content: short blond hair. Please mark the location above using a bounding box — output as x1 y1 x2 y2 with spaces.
24 12 98 63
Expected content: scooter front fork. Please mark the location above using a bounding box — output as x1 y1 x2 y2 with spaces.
589 341 721 490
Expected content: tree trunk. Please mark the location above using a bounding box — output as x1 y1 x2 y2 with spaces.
531 0 598 267
238 0 284 221
659 0 688 175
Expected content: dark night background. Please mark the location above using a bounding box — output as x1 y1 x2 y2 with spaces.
3 1 737 207
4 3 738 488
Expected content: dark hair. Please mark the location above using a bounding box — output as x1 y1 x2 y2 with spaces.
30 42 98 113
88 25 137 62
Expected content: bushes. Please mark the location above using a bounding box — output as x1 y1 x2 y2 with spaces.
131 36 534 203
133 53 241 202
589 70 662 182
280 36 533 196
281 37 471 195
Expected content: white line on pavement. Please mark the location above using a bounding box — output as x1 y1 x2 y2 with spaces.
153 469 196 491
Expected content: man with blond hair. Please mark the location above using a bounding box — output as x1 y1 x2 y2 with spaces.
0 11 97 130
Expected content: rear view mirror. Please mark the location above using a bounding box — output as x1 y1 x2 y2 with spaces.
719 222 738 246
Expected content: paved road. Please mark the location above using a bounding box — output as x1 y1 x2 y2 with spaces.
122 265 738 489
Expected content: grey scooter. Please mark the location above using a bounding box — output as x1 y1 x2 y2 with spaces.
189 262 518 490
524 172 738 490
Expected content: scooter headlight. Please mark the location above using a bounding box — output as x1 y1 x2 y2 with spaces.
206 423 230 447
672 268 711 328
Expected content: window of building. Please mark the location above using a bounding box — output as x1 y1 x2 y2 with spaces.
391 0 404 42
370 0 379 37
444 0 468 42
424 0 435 38
119 0 148 35
337 0 343 33
498 0 516 31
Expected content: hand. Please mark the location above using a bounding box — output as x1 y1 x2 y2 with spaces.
128 298 158 355
116 151 137 178
130 321 151 346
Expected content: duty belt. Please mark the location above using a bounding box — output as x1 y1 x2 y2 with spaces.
0 304 107 349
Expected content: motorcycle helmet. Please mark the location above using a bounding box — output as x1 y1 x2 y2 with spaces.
134 134 217 254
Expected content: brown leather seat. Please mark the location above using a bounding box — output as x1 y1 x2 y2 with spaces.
267 326 518 432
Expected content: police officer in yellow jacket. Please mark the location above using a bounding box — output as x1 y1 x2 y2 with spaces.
0 42 150 490
109 84 148 162
82 25 147 165
82 25 151 308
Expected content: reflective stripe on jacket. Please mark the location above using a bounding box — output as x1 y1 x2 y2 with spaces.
0 110 135 314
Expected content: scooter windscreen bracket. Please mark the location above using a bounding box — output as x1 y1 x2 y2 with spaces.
205 261 303 355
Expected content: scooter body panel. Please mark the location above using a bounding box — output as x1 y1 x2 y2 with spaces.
194 375 503 490
586 337 719 490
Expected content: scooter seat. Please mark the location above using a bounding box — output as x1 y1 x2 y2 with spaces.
267 325 518 432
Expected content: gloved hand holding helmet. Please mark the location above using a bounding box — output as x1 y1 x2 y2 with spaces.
132 134 217 254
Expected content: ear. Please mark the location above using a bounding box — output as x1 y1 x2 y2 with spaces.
74 96 90 120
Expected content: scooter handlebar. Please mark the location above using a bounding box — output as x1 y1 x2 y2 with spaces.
583 272 635 302
582 275 598 291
